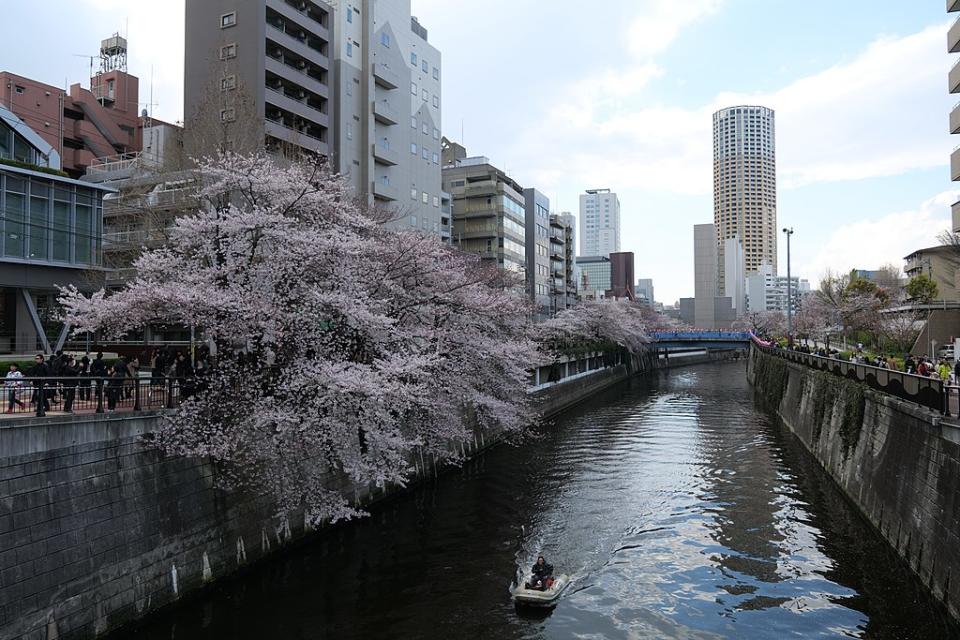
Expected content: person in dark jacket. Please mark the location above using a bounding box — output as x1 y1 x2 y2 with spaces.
60 356 79 413
526 556 554 591
106 358 127 411
78 356 91 401
90 353 108 404
27 354 50 411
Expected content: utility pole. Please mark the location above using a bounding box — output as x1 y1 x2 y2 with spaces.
783 227 794 340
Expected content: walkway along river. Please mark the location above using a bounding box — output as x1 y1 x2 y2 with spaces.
118 361 958 639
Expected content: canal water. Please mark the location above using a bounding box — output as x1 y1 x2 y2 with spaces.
123 362 957 639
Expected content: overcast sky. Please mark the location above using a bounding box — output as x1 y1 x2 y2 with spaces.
5 1 956 303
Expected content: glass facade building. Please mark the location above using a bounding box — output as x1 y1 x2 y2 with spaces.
0 171 103 269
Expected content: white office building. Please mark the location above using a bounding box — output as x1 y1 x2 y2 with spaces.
579 189 620 257
746 263 809 313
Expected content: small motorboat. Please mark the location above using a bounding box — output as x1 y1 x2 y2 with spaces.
513 574 569 607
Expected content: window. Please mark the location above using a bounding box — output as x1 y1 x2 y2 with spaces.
220 108 236 122
346 41 353 57
411 116 417 129
422 192 428 204
422 122 429 135
433 67 439 80
422 147 429 160
422 60 428 73
220 12 236 28
221 75 237 91
432 95 439 108
433 196 439 208
432 152 439 165
410 142 417 154
347 5 353 22
422 89 428 101
410 215 417 227
219 43 237 59
411 187 417 200
346 123 353 140
411 82 417 96
14 85 25 95
433 127 439 140
346 81 352 96
381 32 391 47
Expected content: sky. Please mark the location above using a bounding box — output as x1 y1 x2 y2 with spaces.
4 0 957 304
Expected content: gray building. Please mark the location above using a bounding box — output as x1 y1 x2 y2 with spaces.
184 0 333 156
679 223 734 329
524 189 550 316
331 1 444 237
951 1 960 232
549 214 577 312
184 0 445 238
441 142 525 287
636 278 654 304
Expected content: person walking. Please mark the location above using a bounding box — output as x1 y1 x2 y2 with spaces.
90 352 107 405
4 363 24 413
27 354 50 412
61 356 79 413
106 358 127 412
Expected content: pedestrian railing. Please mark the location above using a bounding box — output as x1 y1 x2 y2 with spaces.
0 376 195 418
751 338 948 415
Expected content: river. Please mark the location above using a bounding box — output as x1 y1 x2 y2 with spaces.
121 361 957 639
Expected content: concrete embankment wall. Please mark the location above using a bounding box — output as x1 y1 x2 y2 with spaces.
0 347 743 639
748 347 960 621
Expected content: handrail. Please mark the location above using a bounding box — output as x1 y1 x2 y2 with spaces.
750 336 948 415
0 375 195 417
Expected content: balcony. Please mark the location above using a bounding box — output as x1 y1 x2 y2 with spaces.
267 0 330 39
372 100 398 125
372 63 399 90
952 60 960 95
951 0 960 12
952 103 960 134
372 180 398 201
950 16 960 53
372 143 399 166
264 120 328 155
265 87 328 128
953 146 960 181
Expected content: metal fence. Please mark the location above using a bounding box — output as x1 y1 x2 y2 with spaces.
0 376 193 417
752 340 947 415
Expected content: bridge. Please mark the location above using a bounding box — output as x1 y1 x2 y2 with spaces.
650 331 752 351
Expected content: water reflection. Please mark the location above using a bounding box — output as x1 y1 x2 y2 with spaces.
120 363 956 640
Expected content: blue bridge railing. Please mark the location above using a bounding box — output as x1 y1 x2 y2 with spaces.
651 331 752 342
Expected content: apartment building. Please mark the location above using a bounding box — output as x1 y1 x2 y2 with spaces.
332 2 443 236
524 188 551 315
1 36 142 178
949 2 960 232
713 105 776 277
548 214 577 312
185 0 333 156
745 263 810 313
579 188 620 257
441 141 526 281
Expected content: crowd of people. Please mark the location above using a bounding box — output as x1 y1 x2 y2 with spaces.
786 343 960 384
2 347 213 414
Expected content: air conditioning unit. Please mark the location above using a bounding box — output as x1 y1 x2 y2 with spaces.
298 1 307 9
297 60 307 69
297 90 307 99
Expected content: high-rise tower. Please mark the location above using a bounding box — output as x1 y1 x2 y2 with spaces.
579 188 620 257
713 106 776 277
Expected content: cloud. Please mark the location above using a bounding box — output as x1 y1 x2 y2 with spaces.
626 0 723 57
512 22 952 197
800 190 959 283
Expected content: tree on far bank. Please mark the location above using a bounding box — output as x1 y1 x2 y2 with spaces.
905 273 939 304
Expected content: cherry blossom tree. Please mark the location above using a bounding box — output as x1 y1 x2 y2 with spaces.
732 310 786 338
60 152 540 523
537 300 652 356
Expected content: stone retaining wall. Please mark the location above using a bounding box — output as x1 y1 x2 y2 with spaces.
748 346 960 621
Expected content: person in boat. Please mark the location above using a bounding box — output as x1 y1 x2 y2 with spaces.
526 556 554 591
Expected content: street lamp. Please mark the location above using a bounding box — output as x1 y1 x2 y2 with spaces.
782 227 794 340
